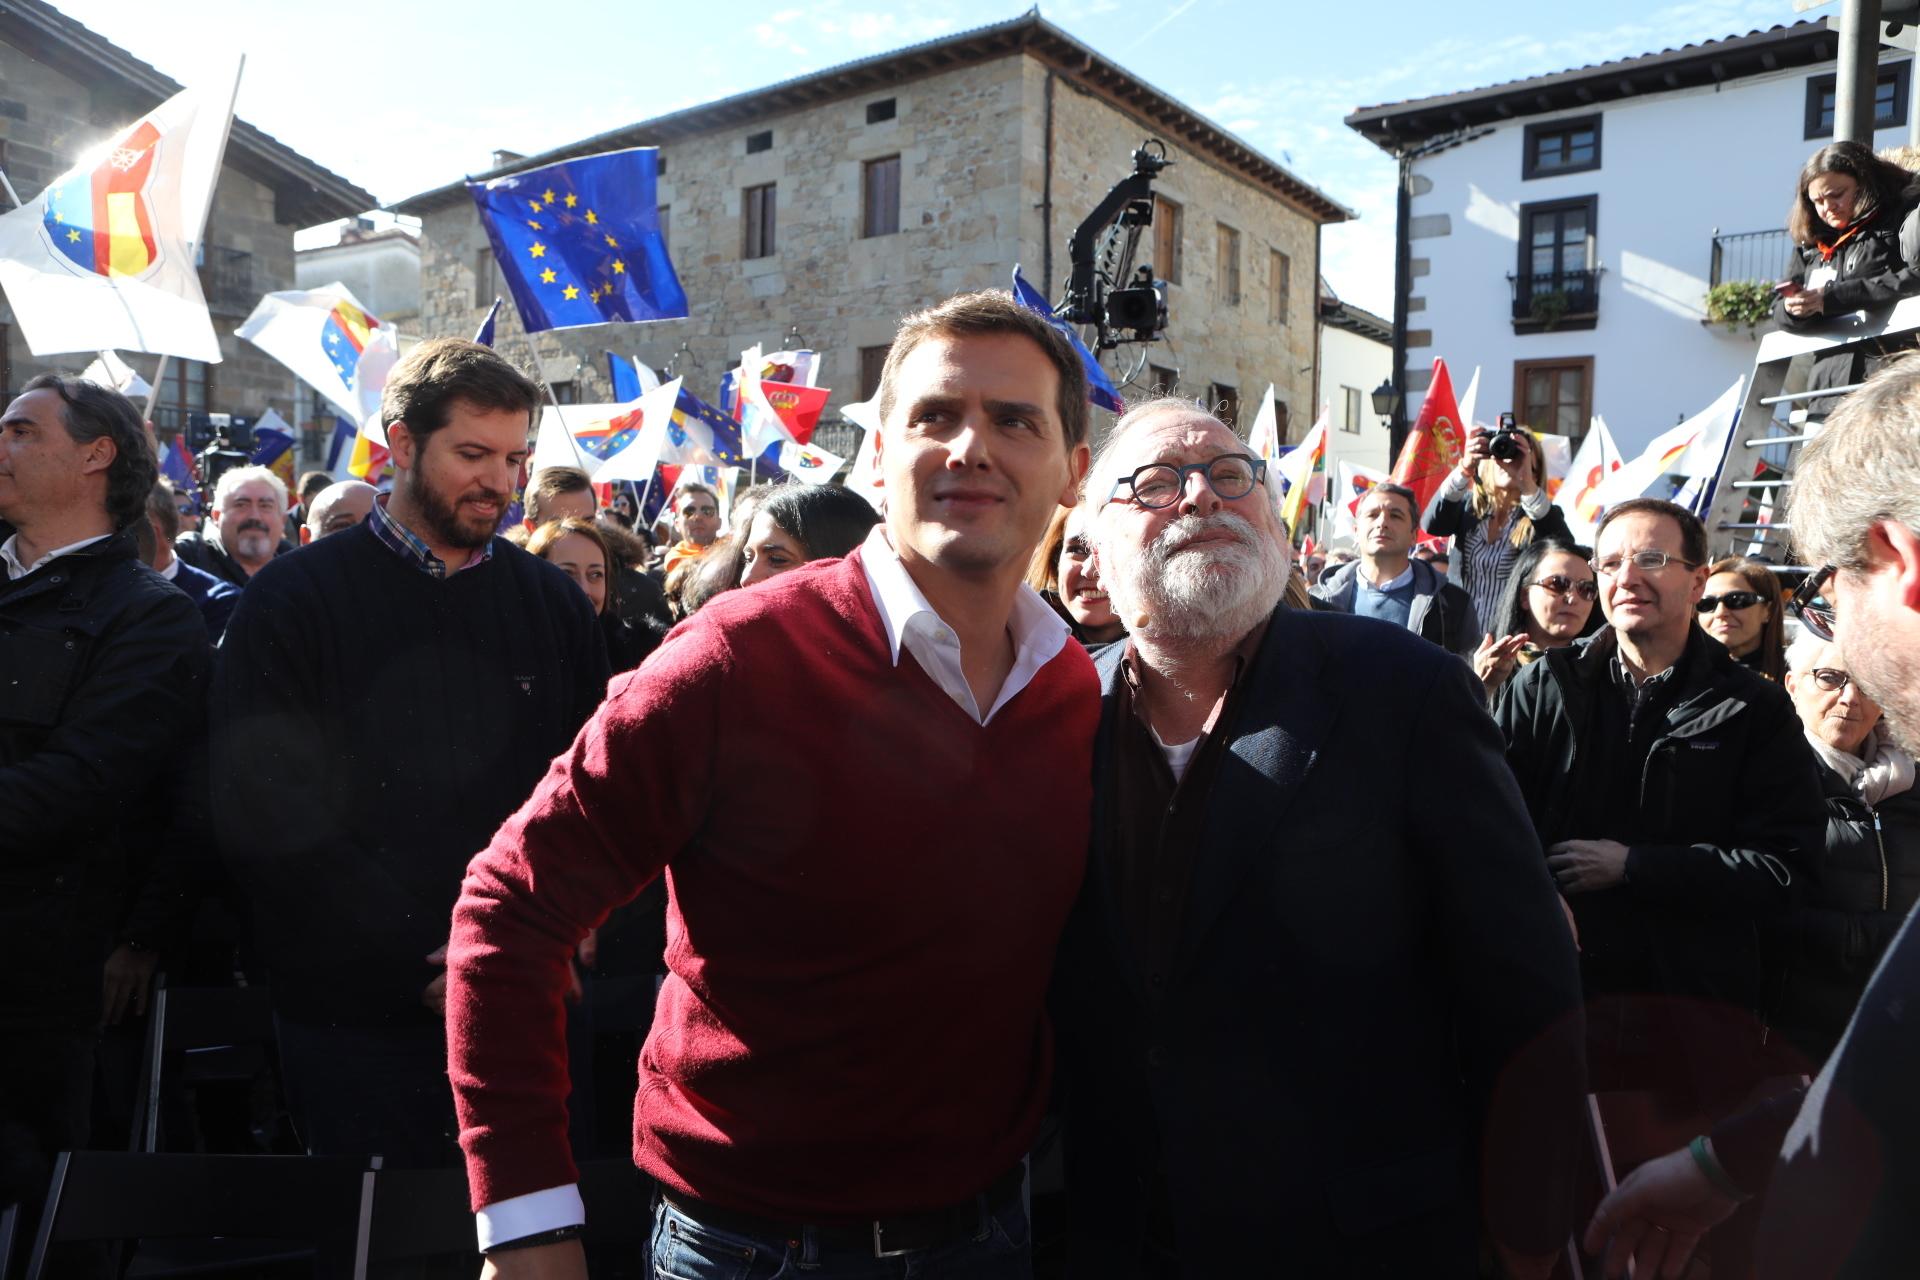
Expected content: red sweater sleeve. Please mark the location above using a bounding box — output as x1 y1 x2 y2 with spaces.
447 616 731 1209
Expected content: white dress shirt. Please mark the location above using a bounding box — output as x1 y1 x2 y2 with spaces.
473 522 1070 1248
0 533 111 582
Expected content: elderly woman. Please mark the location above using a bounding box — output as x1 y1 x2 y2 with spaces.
1698 556 1787 681
1424 423 1574 638
1769 632 1920 1066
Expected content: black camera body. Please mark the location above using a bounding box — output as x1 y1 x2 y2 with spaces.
1489 412 1526 465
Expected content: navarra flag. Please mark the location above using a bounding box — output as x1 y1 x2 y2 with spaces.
0 69 237 362
467 147 687 332
249 407 296 491
1389 357 1467 517
236 284 386 421
1275 407 1329 535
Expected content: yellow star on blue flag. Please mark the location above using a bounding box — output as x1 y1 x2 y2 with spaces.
466 146 687 333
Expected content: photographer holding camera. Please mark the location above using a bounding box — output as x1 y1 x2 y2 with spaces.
1425 413 1574 638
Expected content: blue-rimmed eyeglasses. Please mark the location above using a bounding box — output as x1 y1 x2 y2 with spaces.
1789 563 1837 642
1109 455 1267 510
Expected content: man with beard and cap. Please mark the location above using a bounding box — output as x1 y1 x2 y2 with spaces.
210 338 608 1169
1053 397 1588 1278
1584 355 1920 1280
174 464 292 588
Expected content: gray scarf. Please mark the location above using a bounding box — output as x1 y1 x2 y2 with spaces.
1806 721 1918 806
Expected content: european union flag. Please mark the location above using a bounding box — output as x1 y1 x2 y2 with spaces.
671 387 751 468
467 147 688 333
1011 266 1124 414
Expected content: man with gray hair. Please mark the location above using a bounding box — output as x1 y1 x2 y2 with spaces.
300 479 377 544
1585 355 1920 1279
175 463 291 588
1052 396 1587 1277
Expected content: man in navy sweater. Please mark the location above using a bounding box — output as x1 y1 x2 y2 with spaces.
211 338 608 1169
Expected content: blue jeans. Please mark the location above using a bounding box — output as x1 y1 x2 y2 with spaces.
649 1187 1031 1280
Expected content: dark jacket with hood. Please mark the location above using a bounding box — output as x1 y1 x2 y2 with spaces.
1493 625 1824 1072
1308 555 1482 656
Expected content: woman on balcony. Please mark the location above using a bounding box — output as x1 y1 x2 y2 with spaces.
1777 140 1920 409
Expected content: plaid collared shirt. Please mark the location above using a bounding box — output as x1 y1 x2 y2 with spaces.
366 494 493 580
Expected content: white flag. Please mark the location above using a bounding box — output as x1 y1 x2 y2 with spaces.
1588 380 1744 518
591 378 685 484
80 350 153 399
1561 417 1623 545
778 439 846 484
1456 366 1482 431
736 344 799 456
842 409 885 513
0 70 238 362
1330 458 1392 540
237 283 387 421
530 403 598 476
1245 384 1282 461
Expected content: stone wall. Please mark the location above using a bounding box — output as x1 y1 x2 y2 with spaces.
1027 61 1322 441
0 42 299 427
417 50 1326 440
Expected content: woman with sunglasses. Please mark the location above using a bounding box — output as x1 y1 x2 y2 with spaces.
1768 632 1920 1066
1698 556 1787 682
1474 539 1600 694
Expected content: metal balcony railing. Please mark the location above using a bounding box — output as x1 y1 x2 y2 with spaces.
1710 229 1794 287
1508 268 1602 324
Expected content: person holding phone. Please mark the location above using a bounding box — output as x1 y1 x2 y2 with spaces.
1776 140 1920 409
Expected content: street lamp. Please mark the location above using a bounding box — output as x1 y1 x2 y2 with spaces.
1370 378 1400 424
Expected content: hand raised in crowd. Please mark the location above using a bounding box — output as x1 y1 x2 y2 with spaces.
1546 839 1630 893
1499 429 1539 495
423 945 449 1015
1473 631 1531 692
480 1239 588 1280
1457 425 1492 478
1583 1146 1742 1278
101 943 159 1026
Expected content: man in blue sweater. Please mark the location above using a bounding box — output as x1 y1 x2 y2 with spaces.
211 338 608 1168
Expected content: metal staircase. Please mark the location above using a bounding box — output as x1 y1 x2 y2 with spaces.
1698 294 1920 571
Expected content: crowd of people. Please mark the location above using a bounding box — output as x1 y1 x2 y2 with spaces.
1 277 1917 1280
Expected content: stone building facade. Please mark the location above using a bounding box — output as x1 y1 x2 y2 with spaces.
0 0 371 455
397 14 1350 444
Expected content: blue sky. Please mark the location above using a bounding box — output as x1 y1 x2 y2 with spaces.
46 0 1795 318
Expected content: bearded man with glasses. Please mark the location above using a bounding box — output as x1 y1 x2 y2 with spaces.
1051 398 1587 1279
1493 496 1823 1262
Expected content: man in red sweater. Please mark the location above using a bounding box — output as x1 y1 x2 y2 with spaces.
448 291 1095 1279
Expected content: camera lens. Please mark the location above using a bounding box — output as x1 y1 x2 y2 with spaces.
1490 432 1523 464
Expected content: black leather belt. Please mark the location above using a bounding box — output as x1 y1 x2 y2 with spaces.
662 1164 1023 1258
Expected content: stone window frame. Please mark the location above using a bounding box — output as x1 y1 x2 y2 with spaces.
743 182 778 259
1208 380 1240 428
1269 248 1291 326
1521 114 1602 181
1152 195 1182 285
1216 223 1241 307
746 129 774 155
859 345 890 401
862 155 901 238
866 98 897 124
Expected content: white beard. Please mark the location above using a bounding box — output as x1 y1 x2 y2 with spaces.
1105 510 1290 644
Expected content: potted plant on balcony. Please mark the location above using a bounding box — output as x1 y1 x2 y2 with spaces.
1528 289 1572 329
1705 279 1776 335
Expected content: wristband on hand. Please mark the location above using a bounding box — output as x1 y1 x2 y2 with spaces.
1687 1135 1750 1202
482 1224 584 1255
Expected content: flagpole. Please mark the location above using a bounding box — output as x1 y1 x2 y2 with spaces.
145 53 247 423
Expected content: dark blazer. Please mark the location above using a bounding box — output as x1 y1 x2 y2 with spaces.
167 557 240 643
1053 606 1588 1277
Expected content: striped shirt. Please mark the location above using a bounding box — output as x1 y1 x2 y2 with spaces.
1441 476 1553 637
366 494 493 579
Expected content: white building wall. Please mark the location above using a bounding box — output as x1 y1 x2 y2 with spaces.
295 235 422 330
1319 322 1393 475
1405 52 1912 455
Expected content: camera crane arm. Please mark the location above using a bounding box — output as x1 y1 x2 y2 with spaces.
1056 140 1172 352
